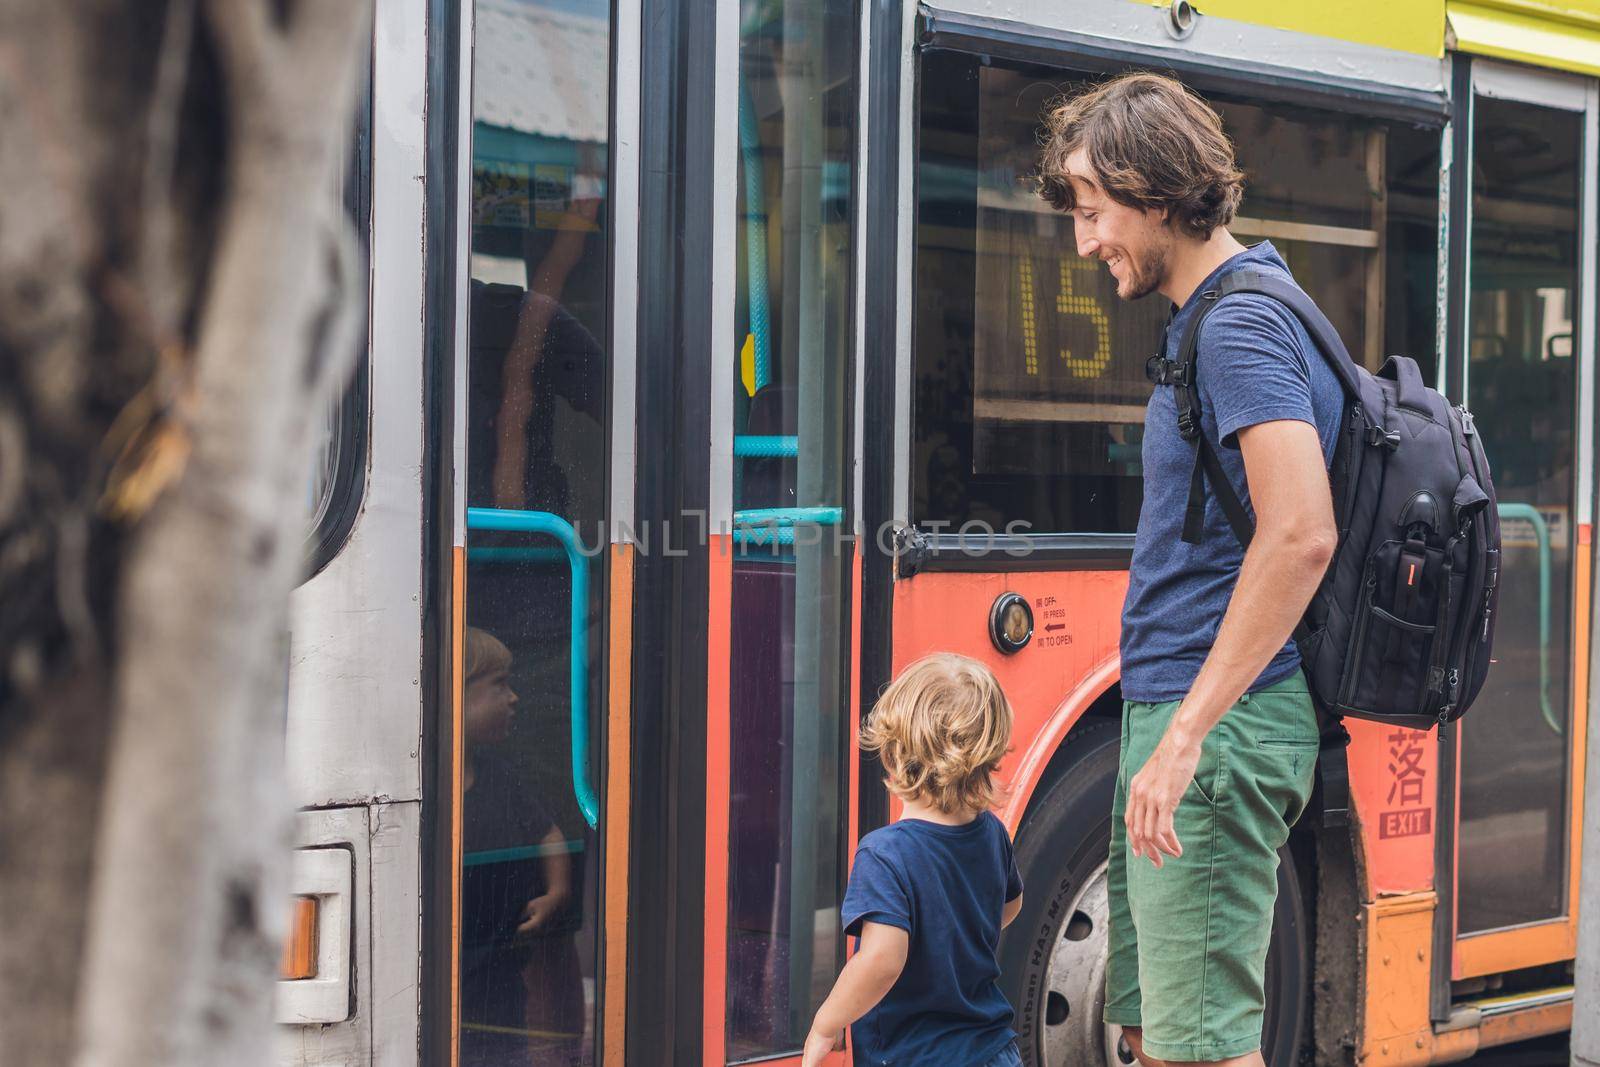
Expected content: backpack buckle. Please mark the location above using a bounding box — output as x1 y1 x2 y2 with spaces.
1146 355 1187 386
1176 409 1200 440
1366 425 1401 450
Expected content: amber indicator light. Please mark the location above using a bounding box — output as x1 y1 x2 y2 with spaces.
281 896 319 981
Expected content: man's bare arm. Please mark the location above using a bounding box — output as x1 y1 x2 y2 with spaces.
1178 419 1336 722
1125 419 1335 863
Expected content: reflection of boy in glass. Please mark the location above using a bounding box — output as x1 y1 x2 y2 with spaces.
461 627 585 1067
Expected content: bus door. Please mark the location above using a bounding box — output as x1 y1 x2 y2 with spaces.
451 0 623 1062
1449 59 1597 984
707 2 863 1062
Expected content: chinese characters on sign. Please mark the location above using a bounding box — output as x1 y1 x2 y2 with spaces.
1379 728 1433 839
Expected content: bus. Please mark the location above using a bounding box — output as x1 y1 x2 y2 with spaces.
276 0 1596 1064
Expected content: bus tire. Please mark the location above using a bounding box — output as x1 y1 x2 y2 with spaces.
999 719 1312 1067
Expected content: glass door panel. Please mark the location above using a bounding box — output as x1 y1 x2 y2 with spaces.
725 0 858 1057
460 0 612 1062
911 53 1441 537
1457 88 1583 935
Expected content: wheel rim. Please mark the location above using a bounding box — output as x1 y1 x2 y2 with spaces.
1034 856 1300 1067
1038 861 1129 1067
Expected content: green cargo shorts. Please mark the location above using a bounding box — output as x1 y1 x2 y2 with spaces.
1103 671 1319 1062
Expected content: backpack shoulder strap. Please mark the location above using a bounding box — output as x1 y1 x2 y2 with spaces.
1174 267 1365 548
1215 269 1365 398
1172 287 1244 547
1316 718 1353 828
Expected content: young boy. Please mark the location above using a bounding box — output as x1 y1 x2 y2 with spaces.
802 653 1025 1067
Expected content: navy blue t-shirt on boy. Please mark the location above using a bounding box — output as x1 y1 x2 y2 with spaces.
1119 241 1345 702
841 811 1023 1066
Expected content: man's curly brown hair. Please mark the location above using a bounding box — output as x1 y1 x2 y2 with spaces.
1036 72 1245 241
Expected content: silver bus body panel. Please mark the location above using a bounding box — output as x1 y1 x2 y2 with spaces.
286 0 427 811
275 806 372 1065
281 1 428 1063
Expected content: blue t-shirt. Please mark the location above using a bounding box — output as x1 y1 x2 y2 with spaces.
1119 242 1345 702
841 812 1023 1067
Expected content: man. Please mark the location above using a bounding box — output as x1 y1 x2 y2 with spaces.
1035 73 1342 1066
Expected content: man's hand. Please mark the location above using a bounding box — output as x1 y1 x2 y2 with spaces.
1125 727 1203 867
800 1028 844 1067
1121 419 1335 868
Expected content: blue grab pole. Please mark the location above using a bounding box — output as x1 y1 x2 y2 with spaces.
466 507 599 828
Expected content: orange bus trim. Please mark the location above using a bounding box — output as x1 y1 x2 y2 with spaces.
703 536 733 1065
605 543 635 1064
451 545 465 1067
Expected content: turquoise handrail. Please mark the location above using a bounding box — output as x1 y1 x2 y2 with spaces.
733 527 801 548
738 80 771 392
466 507 599 828
733 506 843 526
733 434 798 458
463 839 585 867
731 506 844 549
1495 503 1557 735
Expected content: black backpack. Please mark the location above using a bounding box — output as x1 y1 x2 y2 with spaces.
1155 269 1502 824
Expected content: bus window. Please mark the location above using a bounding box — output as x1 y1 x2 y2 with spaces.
725 0 857 1057
914 53 1440 539
461 0 612 1063
304 66 372 578
1457 93 1581 934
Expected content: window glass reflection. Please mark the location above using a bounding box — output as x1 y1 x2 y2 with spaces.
914 57 1439 535
305 71 372 562
726 0 858 1057
461 1 610 1063
1457 95 1580 934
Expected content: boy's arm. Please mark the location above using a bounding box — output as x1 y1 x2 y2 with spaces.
806 921 909 1043
516 824 574 937
1002 893 1024 929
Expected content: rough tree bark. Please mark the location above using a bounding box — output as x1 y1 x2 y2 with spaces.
0 3 370 1063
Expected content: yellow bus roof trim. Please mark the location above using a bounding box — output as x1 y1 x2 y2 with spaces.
1144 0 1444 58
1462 0 1600 32
1451 0 1600 77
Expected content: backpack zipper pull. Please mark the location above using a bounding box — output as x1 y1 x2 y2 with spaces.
1435 670 1461 740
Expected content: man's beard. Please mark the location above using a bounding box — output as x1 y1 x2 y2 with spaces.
1117 237 1169 301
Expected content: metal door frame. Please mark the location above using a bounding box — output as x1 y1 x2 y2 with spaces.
1448 55 1598 982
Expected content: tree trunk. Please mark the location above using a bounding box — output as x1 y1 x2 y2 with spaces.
0 3 370 1063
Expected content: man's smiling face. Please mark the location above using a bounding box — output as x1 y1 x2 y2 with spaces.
1061 147 1174 302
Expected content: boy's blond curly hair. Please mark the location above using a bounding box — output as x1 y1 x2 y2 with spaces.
861 653 1014 816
